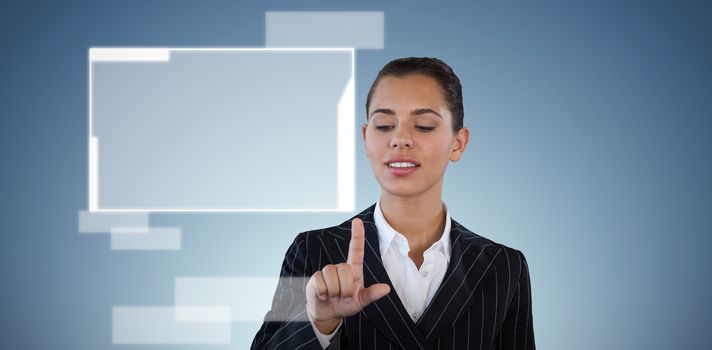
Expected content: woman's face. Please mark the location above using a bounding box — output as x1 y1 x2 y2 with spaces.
363 74 470 199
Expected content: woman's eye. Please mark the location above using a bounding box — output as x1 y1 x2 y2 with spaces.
416 126 436 132
375 125 394 131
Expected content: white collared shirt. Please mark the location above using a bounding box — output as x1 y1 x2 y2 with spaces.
310 201 452 348
374 200 452 322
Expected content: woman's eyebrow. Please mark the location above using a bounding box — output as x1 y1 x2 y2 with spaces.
412 108 443 119
369 108 442 118
369 108 395 118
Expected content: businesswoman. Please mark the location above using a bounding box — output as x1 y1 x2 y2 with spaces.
252 57 535 349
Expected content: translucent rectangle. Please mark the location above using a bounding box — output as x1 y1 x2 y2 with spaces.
109 227 149 234
174 306 232 322
266 11 384 49
175 277 310 322
90 48 170 62
89 48 354 212
112 306 231 344
78 210 149 233
110 227 181 250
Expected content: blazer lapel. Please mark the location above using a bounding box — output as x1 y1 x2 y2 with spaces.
416 219 503 341
329 205 433 350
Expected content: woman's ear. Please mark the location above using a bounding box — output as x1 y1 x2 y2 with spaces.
361 123 368 143
450 127 471 162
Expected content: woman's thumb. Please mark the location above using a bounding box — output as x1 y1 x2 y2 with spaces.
358 283 391 306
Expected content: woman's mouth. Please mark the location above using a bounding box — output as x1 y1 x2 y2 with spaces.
386 161 420 176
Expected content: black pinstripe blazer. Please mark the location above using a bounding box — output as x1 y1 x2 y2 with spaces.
252 204 535 350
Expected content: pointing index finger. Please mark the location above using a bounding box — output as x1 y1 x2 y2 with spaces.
347 218 365 270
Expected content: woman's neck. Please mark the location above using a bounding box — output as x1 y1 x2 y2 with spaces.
379 191 447 253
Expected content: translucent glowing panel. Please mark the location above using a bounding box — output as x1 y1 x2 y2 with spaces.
266 11 384 49
89 48 354 212
112 306 231 344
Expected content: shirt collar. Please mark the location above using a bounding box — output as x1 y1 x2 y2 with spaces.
374 200 452 262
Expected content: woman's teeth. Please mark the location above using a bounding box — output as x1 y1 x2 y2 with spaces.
389 162 417 168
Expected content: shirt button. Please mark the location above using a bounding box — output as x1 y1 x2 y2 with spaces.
422 272 429 278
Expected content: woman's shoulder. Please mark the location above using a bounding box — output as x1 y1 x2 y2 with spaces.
450 218 530 262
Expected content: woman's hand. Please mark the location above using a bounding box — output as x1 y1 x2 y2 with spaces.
306 218 391 334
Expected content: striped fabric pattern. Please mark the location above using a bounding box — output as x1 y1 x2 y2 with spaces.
251 204 535 349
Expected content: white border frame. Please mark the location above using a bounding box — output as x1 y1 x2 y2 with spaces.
88 47 355 213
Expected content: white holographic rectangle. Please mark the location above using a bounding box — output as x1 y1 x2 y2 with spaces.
266 11 384 49
112 306 231 344
88 137 98 211
175 277 310 322
110 227 181 250
90 48 170 61
89 48 355 212
338 77 356 212
78 210 149 233
109 227 149 234
174 306 232 322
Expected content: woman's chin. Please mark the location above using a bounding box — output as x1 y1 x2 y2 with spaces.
380 184 427 198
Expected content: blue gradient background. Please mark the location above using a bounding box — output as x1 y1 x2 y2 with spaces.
1 0 711 349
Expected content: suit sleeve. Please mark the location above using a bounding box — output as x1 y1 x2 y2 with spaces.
251 232 326 350
496 250 535 350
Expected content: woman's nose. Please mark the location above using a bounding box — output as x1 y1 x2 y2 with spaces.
390 127 413 149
